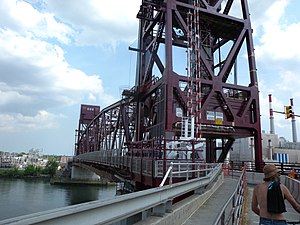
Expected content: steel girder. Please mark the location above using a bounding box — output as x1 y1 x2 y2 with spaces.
75 96 136 156
75 0 263 171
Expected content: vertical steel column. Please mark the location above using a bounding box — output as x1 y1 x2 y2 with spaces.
186 11 193 138
269 94 275 134
290 98 297 143
194 0 202 140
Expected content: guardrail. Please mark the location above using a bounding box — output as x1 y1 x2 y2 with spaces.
0 163 222 225
159 162 219 187
284 176 300 203
213 167 246 225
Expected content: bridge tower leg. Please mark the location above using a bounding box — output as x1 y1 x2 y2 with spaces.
206 139 216 162
75 104 100 156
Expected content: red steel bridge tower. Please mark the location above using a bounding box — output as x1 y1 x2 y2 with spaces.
75 0 263 189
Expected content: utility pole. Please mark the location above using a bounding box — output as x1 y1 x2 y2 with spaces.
273 98 298 143
269 94 275 134
290 98 297 143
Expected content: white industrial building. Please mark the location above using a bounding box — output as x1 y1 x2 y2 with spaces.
230 94 300 164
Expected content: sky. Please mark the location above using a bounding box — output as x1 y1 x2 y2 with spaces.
0 0 300 156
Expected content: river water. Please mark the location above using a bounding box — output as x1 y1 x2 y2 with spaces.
0 178 117 221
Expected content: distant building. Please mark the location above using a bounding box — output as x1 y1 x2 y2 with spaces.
230 130 300 164
0 149 69 169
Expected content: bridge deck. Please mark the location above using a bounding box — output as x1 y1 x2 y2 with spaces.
182 177 238 225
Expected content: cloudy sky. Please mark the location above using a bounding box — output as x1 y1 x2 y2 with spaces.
0 0 300 156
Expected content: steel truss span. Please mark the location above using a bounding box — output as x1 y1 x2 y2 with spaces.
75 0 263 188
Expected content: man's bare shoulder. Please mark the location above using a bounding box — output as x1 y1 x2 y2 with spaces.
253 182 268 192
255 182 268 188
279 183 287 189
279 183 289 194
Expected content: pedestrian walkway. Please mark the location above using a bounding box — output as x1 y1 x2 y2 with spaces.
182 177 238 225
181 178 300 225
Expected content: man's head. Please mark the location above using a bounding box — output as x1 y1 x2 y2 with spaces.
263 164 280 181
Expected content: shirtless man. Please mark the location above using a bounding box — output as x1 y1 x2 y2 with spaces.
252 164 300 224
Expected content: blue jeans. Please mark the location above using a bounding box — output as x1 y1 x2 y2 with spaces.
260 217 287 225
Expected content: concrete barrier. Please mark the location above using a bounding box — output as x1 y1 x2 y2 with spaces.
245 171 264 185
284 176 300 203
134 174 224 225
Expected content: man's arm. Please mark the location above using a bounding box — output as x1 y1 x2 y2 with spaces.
251 186 260 215
281 184 300 213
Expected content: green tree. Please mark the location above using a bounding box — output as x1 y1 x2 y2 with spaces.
44 159 59 177
23 165 42 176
24 164 37 176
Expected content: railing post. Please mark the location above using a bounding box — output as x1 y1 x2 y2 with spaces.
152 139 154 178
159 162 173 187
170 162 173 186
130 143 133 173
141 142 143 178
221 212 225 225
186 165 189 181
231 193 236 225
163 138 167 176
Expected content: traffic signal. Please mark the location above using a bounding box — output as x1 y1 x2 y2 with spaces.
285 105 293 119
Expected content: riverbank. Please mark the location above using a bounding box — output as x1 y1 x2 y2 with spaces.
0 168 115 186
0 173 51 179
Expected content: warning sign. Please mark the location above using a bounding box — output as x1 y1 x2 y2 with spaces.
215 119 223 125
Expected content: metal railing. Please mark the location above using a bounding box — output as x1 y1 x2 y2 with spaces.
159 162 220 187
284 176 300 203
213 167 247 225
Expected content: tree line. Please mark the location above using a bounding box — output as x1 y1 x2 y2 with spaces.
0 158 59 177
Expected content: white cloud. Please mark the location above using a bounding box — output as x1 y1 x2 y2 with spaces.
254 0 300 61
43 0 140 46
0 28 107 101
0 86 32 106
0 24 115 130
0 0 73 44
0 111 60 132
0 0 136 152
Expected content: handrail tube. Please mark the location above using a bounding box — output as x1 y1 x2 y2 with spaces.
160 162 220 187
213 167 246 225
159 162 173 187
171 168 213 174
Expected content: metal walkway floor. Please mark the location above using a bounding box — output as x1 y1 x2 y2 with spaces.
182 177 238 225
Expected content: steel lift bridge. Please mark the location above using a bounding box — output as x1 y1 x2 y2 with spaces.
74 0 262 191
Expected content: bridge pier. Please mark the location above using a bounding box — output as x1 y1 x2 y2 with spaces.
71 165 100 181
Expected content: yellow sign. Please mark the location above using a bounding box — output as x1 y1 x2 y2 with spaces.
215 119 223 125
